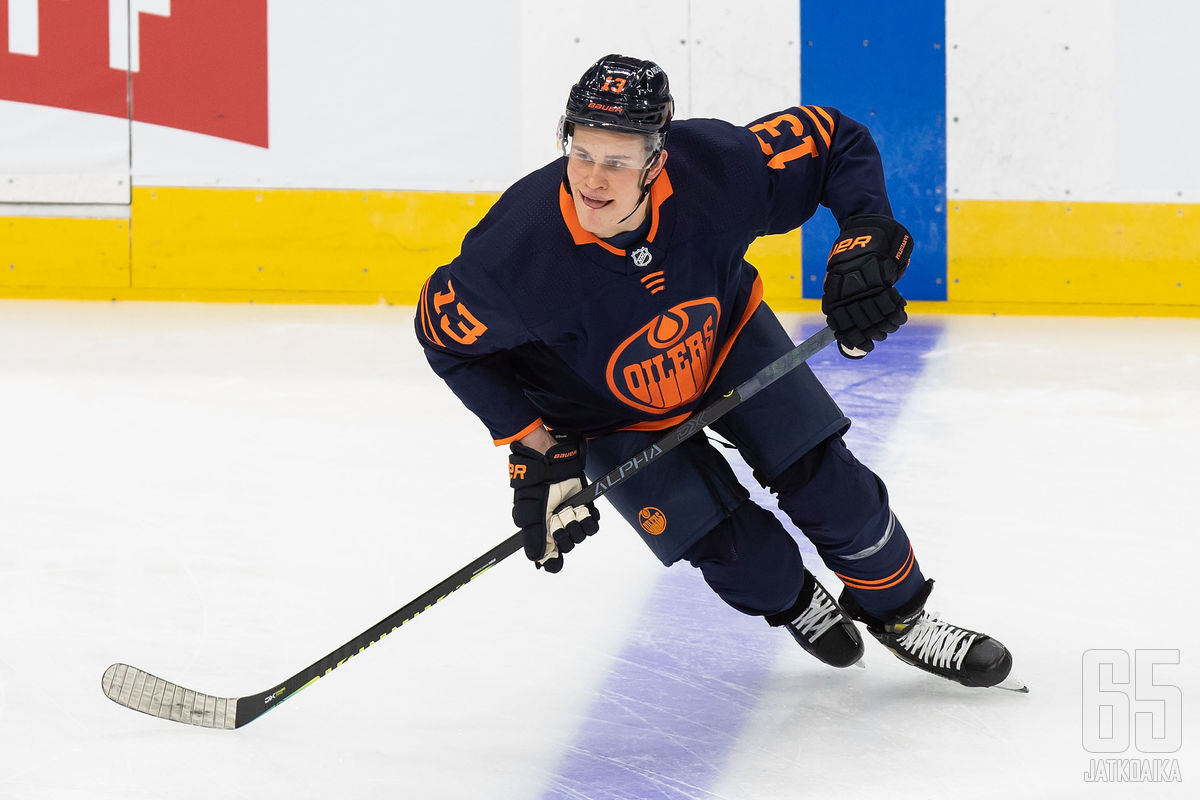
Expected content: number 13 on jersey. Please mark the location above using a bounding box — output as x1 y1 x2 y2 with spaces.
749 105 835 171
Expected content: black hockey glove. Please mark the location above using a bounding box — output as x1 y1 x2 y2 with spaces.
509 433 599 574
821 215 914 359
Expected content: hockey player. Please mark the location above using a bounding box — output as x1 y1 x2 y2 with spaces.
416 54 1014 689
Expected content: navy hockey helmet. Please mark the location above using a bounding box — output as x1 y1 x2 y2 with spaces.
560 54 674 157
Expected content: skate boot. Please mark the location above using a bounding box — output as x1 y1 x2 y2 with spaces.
840 579 1013 688
766 570 864 668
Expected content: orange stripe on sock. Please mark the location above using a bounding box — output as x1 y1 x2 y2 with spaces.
836 545 915 591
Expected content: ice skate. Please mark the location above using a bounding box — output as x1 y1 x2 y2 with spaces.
768 570 864 668
840 580 1021 690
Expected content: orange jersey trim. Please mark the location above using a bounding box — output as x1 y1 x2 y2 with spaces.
558 169 675 255
617 276 765 434
493 418 545 447
645 170 674 241
836 545 916 591
703 274 764 395
798 105 833 148
810 105 836 135
418 276 445 347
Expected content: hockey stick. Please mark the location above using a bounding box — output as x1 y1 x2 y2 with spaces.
102 325 836 729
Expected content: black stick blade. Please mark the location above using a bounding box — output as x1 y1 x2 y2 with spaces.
102 663 239 730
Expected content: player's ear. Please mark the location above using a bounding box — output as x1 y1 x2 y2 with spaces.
650 148 668 178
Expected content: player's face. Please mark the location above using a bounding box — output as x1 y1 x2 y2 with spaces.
566 127 665 239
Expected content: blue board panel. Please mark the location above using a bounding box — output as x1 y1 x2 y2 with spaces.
801 2 947 301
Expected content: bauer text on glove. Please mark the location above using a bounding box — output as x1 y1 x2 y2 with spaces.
822 215 913 359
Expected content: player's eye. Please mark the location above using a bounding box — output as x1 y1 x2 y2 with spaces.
567 146 637 170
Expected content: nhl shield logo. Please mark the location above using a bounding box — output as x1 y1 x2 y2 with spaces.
631 246 653 267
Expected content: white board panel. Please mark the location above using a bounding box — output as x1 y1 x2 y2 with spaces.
0 173 129 204
948 0 1200 203
689 0 799 124
132 0 520 191
1111 0 1200 202
0 104 130 204
132 0 800 192
947 0 1115 203
7 0 1200 203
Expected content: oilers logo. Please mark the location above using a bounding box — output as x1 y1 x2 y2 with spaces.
605 298 720 414
639 507 667 535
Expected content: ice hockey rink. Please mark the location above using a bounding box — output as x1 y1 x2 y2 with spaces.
0 299 1195 799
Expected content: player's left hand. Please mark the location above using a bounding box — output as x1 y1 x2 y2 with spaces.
509 433 599 573
821 215 914 359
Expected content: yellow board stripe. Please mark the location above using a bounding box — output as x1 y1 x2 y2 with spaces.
132 186 499 300
746 228 804 309
949 200 1199 308
1 190 1197 317
1 216 129 289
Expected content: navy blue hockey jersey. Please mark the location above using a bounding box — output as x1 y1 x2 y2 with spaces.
416 106 892 445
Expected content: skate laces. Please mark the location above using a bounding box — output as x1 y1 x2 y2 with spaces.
790 585 841 642
893 612 977 670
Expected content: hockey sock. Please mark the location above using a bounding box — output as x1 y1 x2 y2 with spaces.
681 500 805 617
771 435 925 617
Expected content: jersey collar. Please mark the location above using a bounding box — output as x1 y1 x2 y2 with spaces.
558 169 675 257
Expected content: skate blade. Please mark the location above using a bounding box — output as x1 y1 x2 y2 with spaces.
994 675 1028 693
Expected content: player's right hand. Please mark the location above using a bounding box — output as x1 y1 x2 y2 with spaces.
822 215 913 358
509 433 599 573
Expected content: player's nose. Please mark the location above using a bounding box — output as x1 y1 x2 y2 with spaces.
582 161 608 188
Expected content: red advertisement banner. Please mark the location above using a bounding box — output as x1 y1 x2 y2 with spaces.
0 0 267 147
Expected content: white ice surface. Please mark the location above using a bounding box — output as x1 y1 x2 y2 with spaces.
0 301 1196 799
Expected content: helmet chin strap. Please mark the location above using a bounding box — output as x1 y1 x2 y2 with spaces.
616 178 652 225
616 153 661 226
